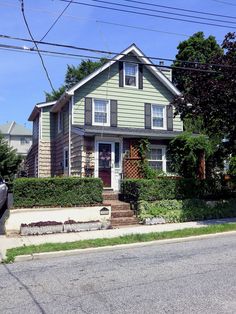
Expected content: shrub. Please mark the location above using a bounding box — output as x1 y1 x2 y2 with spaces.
13 177 103 208
138 199 236 223
121 177 227 202
228 156 236 176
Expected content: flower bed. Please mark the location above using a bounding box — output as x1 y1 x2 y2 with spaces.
20 221 63 236
20 219 110 236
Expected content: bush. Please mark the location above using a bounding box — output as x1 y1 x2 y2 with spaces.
121 177 229 202
138 199 236 223
228 156 236 176
13 177 103 208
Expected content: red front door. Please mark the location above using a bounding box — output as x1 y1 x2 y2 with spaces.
98 143 112 187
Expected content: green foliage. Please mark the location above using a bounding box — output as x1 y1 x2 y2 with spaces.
168 132 213 178
13 177 103 208
173 32 223 92
45 86 66 102
173 32 236 157
0 133 22 179
45 59 107 101
121 177 227 202
228 156 236 176
138 139 165 179
138 138 150 160
138 199 236 223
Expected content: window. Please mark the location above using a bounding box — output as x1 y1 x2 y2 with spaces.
152 105 166 129
124 62 138 87
20 137 30 145
58 111 63 132
64 148 69 169
148 147 165 171
93 99 110 126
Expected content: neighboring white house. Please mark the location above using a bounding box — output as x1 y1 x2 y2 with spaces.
0 121 32 156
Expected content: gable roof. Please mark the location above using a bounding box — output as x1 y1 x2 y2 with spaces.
51 43 181 112
0 121 32 136
28 101 56 121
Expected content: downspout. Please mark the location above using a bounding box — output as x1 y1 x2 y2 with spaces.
68 96 73 176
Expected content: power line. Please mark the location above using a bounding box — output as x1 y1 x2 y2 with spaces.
39 0 73 42
0 33 233 70
211 0 236 6
0 42 221 74
121 0 236 19
20 0 55 91
97 20 190 38
0 34 233 68
0 1 193 39
86 0 236 25
59 0 236 29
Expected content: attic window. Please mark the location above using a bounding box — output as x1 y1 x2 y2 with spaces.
124 62 138 87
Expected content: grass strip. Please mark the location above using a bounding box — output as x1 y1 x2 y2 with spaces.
4 223 236 263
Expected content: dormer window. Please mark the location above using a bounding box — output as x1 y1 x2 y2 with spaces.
124 62 138 87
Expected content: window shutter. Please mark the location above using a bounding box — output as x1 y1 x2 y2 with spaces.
84 97 92 126
110 100 117 127
167 105 173 131
119 61 124 87
138 64 143 89
145 103 151 129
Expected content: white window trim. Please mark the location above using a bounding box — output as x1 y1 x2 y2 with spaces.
63 147 69 170
92 98 110 126
123 62 139 89
148 145 167 172
58 111 63 133
151 104 167 130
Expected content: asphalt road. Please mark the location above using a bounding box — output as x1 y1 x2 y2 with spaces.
1 234 236 314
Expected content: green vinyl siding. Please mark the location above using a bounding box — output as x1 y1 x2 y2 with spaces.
41 106 51 141
73 57 183 131
41 106 57 141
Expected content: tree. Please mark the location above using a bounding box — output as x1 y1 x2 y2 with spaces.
0 134 22 179
173 32 236 173
173 32 223 93
168 133 213 179
45 58 107 101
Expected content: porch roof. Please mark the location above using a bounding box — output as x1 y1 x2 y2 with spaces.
72 125 182 139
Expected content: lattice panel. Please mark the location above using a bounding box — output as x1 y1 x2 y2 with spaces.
124 159 142 178
130 144 140 158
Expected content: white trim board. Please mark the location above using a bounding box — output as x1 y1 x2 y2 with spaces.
51 43 181 112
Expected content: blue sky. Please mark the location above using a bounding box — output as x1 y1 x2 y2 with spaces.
0 0 235 129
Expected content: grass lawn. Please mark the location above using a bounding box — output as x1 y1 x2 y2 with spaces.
4 223 236 263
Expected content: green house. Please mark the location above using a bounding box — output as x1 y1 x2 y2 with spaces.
27 44 183 191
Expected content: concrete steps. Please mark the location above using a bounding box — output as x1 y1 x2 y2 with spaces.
103 192 138 227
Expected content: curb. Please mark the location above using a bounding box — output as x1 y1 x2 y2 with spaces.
13 230 236 263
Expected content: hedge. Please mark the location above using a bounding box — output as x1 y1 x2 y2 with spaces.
121 177 231 202
13 177 103 208
138 199 236 223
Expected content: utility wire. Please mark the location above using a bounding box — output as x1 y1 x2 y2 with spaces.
39 0 73 42
0 1 193 39
0 33 234 70
59 0 236 29
20 0 55 91
0 43 221 73
211 0 236 6
85 0 236 25
121 0 236 19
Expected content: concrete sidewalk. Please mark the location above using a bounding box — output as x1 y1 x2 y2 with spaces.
1 218 236 261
